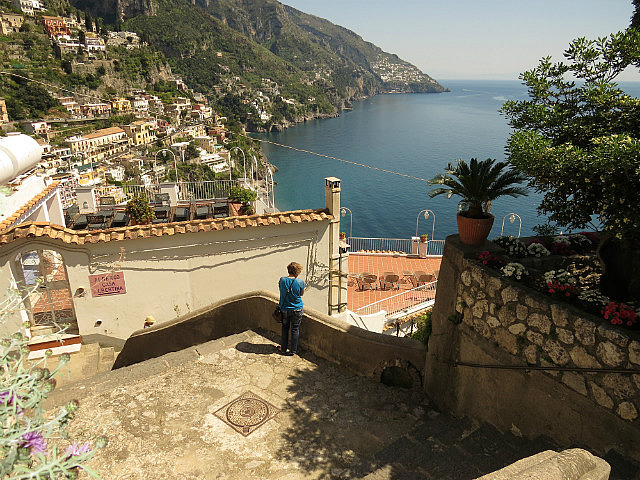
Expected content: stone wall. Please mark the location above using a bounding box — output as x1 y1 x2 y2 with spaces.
114 290 427 386
425 236 640 462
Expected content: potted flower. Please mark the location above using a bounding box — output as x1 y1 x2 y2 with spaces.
420 234 428 243
340 232 347 240
428 158 528 246
229 186 257 216
125 195 154 225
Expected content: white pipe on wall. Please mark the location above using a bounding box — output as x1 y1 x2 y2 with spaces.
0 133 42 184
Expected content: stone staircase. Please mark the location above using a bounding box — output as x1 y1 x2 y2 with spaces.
33 342 120 387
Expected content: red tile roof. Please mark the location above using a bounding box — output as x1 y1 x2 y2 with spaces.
0 181 60 233
0 208 332 246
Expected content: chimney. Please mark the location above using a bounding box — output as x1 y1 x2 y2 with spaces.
324 177 347 315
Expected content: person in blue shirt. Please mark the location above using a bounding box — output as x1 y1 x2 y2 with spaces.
278 262 305 356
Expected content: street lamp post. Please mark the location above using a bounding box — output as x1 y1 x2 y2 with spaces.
155 148 178 183
340 207 353 238
251 155 258 190
415 209 436 240
266 166 274 209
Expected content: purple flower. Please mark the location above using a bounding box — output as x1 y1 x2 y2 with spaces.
65 442 91 457
21 431 47 455
1 390 23 413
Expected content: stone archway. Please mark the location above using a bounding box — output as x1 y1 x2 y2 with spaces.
373 358 423 389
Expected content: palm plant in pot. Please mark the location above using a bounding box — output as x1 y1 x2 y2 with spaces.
428 158 528 246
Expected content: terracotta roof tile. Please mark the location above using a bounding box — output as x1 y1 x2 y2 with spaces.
0 209 332 246
0 181 61 233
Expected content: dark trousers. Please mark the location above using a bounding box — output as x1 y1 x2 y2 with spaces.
281 309 303 354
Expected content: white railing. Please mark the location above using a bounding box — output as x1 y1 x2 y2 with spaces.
348 237 412 254
347 237 445 256
355 280 437 317
119 180 237 202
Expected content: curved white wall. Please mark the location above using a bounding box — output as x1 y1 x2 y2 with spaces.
0 133 42 184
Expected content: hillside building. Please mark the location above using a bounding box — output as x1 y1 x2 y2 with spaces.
59 97 81 117
123 120 157 146
65 126 130 162
112 98 132 113
40 16 69 36
80 102 111 117
0 98 9 124
1 13 23 34
13 0 43 16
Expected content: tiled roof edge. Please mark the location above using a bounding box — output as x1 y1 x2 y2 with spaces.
0 208 333 246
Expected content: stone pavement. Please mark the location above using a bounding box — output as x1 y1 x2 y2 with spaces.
45 330 639 479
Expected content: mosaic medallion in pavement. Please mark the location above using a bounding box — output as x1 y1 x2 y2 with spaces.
214 391 279 437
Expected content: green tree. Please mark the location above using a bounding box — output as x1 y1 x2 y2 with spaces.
501 29 640 240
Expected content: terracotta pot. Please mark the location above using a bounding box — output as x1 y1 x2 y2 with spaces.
456 213 494 246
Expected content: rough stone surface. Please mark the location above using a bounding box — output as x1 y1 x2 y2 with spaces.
486 277 502 297
494 329 518 355
461 270 472 287
602 374 636 401
486 316 500 329
508 323 526 336
542 340 570 365
470 286 487 301
527 313 551 335
590 382 614 409
569 346 601 369
550 304 569 327
574 318 597 346
462 291 475 308
472 300 489 319
501 286 519 304
596 342 627 368
497 306 516 326
515 305 528 322
556 328 574 345
562 372 587 396
629 341 640 365
524 296 548 311
617 402 639 421
526 331 544 347
597 325 630 348
471 266 486 289
523 345 538 365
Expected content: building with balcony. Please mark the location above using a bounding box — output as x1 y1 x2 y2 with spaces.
1 13 23 34
65 126 130 162
123 120 157 146
112 98 132 113
40 16 70 36
13 0 43 16
59 97 81 116
80 102 111 117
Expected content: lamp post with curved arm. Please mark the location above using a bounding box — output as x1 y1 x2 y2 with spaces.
266 166 275 208
340 207 353 238
229 146 246 182
155 148 178 183
415 209 436 240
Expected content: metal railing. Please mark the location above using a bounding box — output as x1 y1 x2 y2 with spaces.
347 237 412 254
347 237 445 256
118 180 237 202
355 280 437 317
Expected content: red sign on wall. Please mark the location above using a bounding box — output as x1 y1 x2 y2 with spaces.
89 271 127 297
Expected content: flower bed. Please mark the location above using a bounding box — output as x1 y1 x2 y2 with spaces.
481 234 639 329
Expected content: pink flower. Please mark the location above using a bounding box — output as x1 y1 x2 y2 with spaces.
66 442 91 457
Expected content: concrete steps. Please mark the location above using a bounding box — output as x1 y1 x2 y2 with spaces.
32 342 121 387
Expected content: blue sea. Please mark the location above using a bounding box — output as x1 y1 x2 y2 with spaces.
256 80 640 240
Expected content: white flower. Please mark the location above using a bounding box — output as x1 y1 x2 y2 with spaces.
527 243 550 257
543 269 576 285
501 262 528 280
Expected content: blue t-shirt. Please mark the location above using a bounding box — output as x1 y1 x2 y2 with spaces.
279 276 305 310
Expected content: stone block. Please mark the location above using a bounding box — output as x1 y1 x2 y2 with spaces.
463 291 475 308
461 270 472 286
543 340 570 365
473 317 492 339
523 345 538 364
590 382 614 409
495 328 519 355
556 328 574 345
486 316 500 328
524 295 548 311
489 303 497 315
463 307 474 327
550 304 569 327
486 276 502 298
597 324 630 347
569 346 601 369
527 313 551 334
516 304 528 322
501 286 519 304
471 266 486 288
630 341 640 365
497 305 516 326
508 323 526 336
616 402 638 421
476 449 610 480
602 374 636 401
574 318 597 346
526 330 544 346
634 374 640 391
562 372 587 396
472 299 489 319
596 342 627 368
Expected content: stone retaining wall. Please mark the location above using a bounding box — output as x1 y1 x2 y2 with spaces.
425 236 640 462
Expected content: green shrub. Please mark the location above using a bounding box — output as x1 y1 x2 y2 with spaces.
125 195 154 224
410 311 432 348
229 186 257 203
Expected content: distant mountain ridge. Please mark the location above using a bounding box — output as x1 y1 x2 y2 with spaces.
71 0 446 124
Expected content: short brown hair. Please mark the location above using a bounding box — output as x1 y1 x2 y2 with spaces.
287 262 302 276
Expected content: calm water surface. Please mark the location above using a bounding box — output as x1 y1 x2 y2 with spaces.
256 80 640 240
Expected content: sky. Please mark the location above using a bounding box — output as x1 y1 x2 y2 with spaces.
280 0 639 82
